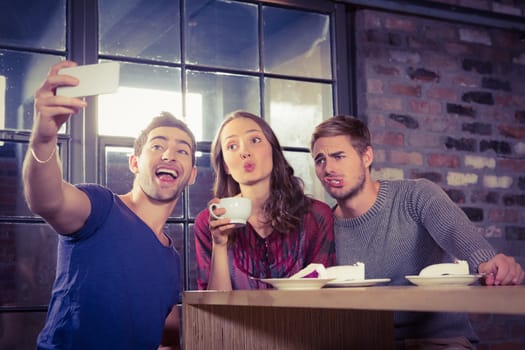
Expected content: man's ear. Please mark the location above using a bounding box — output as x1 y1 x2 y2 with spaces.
129 154 139 174
188 166 197 186
363 146 373 169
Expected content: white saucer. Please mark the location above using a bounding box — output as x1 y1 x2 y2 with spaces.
260 278 335 290
325 278 391 287
405 274 483 287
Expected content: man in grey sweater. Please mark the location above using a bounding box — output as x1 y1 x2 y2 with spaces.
310 115 524 349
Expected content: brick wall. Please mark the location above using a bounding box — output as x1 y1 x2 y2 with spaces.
353 5 525 349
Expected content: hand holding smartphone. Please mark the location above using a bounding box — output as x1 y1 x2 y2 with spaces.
56 62 120 98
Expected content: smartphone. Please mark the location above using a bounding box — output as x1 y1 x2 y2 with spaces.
56 62 120 98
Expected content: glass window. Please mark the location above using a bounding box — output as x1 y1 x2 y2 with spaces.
104 146 134 196
187 223 198 290
185 70 260 141
265 78 333 148
0 223 57 307
99 0 181 63
0 51 62 131
263 6 331 79
0 1 66 50
164 223 185 298
188 152 214 218
98 62 183 137
0 312 47 349
284 150 325 200
185 0 258 70
0 141 30 217
0 141 65 217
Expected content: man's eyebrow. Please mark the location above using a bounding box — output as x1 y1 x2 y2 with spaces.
148 135 168 143
149 135 192 149
315 150 344 161
329 151 345 157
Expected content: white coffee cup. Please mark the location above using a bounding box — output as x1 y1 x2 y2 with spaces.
208 197 252 225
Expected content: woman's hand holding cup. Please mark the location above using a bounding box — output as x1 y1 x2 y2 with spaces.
208 197 252 245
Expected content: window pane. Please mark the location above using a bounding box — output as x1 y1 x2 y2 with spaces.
0 141 50 217
265 78 333 148
165 223 184 297
284 151 324 201
187 223 198 290
188 152 214 218
99 0 181 62
0 51 62 131
104 147 134 196
0 0 66 50
0 223 57 307
104 146 184 218
263 7 331 79
186 0 258 70
0 312 46 350
186 70 260 141
98 62 182 137
0 141 28 216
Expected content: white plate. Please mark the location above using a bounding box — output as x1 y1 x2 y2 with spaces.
325 278 391 288
260 278 335 290
405 274 483 286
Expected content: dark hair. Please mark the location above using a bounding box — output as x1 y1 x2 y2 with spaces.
134 111 197 165
310 115 371 156
211 110 312 233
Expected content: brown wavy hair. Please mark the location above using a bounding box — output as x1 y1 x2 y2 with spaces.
211 110 312 233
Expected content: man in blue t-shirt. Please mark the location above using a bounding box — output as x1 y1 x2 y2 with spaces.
310 115 524 349
23 60 197 350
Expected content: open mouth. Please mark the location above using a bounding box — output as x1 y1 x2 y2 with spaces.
156 168 178 180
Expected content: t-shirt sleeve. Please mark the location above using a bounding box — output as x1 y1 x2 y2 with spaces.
60 184 114 242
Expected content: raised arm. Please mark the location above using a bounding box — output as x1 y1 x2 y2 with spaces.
22 60 91 235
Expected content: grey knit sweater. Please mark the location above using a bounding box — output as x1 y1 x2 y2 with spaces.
334 179 497 342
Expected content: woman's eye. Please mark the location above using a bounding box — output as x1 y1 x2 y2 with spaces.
252 136 262 144
227 144 238 151
152 144 162 150
178 149 189 155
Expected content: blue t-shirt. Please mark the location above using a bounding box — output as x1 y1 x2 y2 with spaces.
37 184 181 350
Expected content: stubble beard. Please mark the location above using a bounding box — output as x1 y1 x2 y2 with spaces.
140 176 184 203
328 167 366 203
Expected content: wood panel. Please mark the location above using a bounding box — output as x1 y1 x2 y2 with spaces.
183 304 394 350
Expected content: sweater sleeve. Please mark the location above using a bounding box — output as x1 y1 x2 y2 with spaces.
409 179 496 272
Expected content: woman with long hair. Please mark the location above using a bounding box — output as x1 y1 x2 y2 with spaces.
194 110 335 290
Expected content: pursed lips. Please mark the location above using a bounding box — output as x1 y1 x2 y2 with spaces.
243 161 255 172
323 176 343 187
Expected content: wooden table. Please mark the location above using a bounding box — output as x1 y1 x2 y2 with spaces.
182 285 525 350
